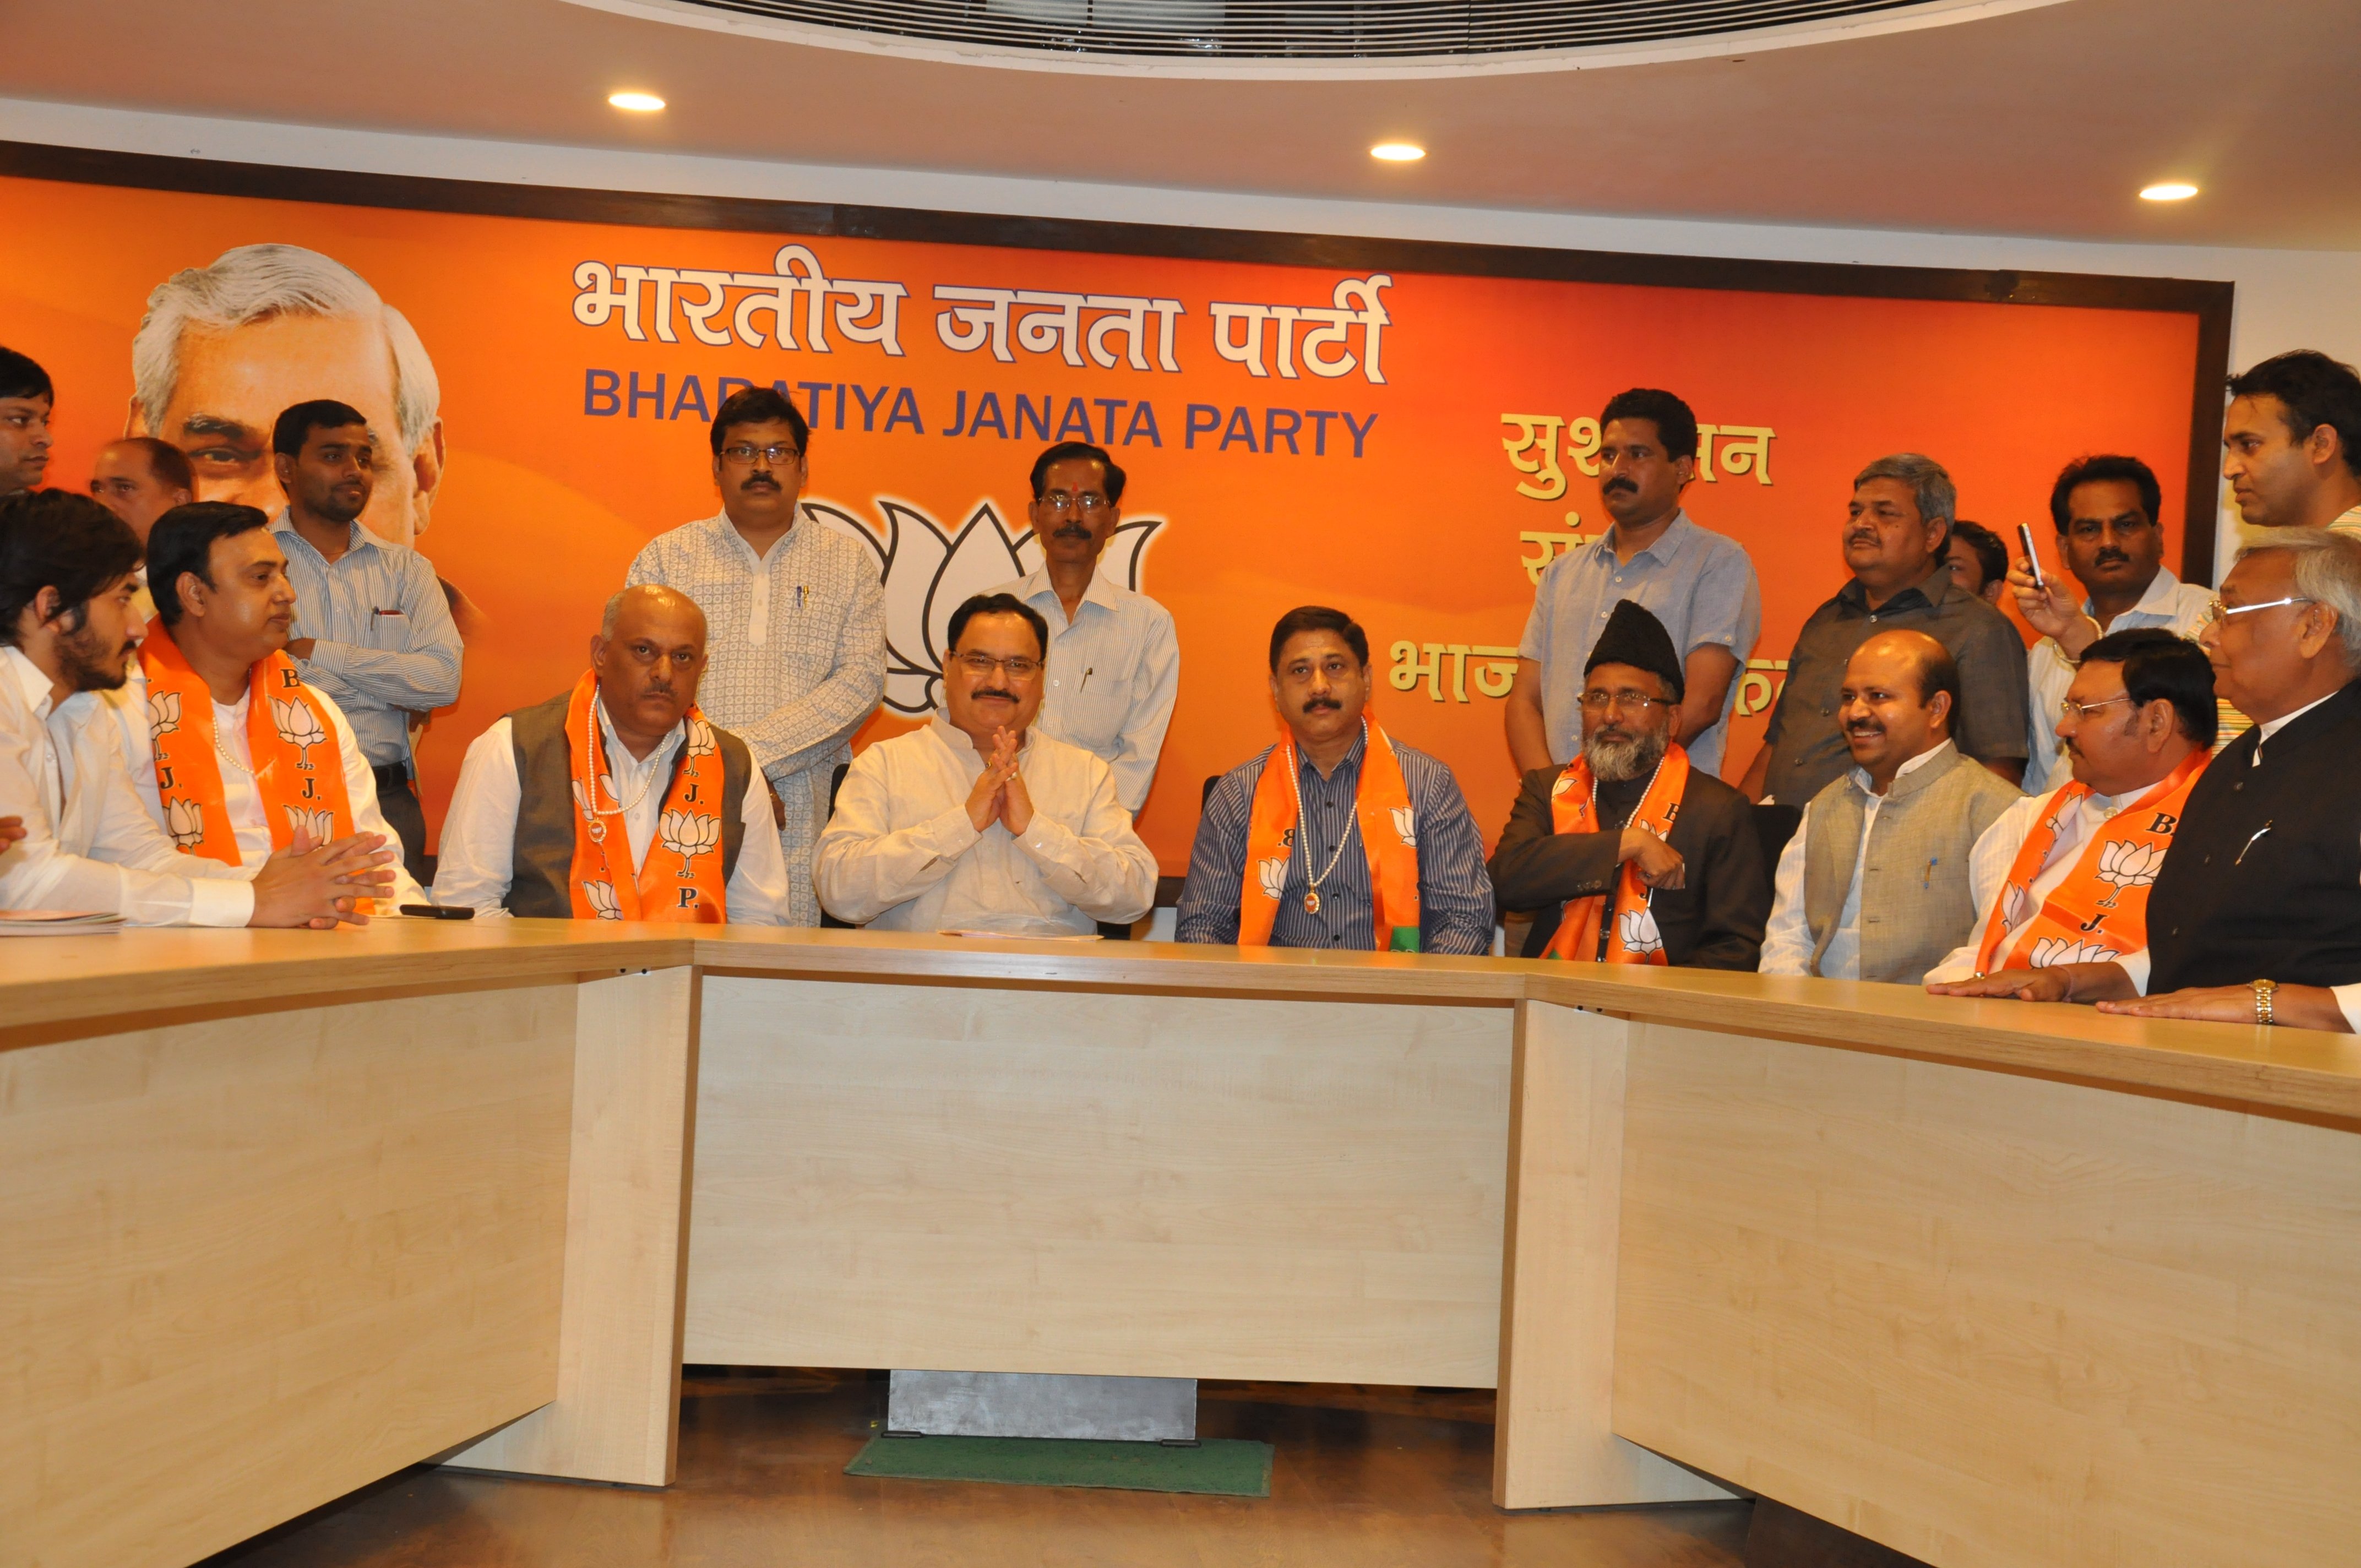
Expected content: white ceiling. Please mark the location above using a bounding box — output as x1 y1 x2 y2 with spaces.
7 0 2358 249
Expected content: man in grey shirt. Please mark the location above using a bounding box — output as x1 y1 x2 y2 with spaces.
1740 453 2029 807
1508 388 1760 778
270 399 463 880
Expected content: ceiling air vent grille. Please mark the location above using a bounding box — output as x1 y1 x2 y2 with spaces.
667 0 1933 61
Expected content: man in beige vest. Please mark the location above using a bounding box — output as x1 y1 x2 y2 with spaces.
1758 629 2021 984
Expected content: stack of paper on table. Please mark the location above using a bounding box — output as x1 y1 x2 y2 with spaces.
0 910 127 936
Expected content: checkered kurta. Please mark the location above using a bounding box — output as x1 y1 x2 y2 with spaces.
628 511 886 925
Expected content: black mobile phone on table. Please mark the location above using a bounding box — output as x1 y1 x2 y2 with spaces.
2016 522 2047 589
399 904 476 920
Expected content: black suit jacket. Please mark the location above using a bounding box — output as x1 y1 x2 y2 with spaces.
1488 763 1770 968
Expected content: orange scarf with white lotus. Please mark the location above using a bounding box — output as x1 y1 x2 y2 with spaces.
1971 750 2207 973
1539 744 1690 964
563 671 728 923
1238 717 1422 951
142 625 357 865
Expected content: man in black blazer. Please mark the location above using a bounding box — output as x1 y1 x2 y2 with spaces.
1489 600 1769 967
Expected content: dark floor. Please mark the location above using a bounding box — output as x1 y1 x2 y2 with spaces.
200 1371 1752 1567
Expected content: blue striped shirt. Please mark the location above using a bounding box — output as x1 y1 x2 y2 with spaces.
272 513 463 770
1175 726 1495 954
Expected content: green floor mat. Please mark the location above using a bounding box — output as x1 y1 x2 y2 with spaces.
845 1434 1272 1496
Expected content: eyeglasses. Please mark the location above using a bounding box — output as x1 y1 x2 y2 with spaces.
1577 689 1675 715
1037 492 1112 514
720 443 802 466
956 652 1041 679
2200 595 2313 627
2058 693 2135 722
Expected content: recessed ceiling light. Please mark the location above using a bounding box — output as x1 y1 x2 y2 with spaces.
2140 181 2198 202
609 91 667 113
1370 142 1425 162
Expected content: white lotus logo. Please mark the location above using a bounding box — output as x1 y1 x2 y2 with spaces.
685 718 717 759
2030 935 2119 966
1617 908 1664 959
1549 772 1574 797
1390 805 1416 846
271 697 327 760
1254 855 1287 902
805 496 1164 716
164 796 205 850
582 880 621 920
148 689 181 739
659 809 722 866
283 805 335 846
2094 841 2165 908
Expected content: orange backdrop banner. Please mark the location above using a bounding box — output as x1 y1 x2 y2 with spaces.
2 171 2210 871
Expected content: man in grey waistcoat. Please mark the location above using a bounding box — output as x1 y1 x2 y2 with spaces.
1758 628 2020 984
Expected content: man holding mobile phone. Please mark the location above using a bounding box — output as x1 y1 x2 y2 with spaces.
2009 455 2212 792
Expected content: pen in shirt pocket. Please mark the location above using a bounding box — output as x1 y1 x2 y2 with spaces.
796 585 806 611
1080 666 1094 692
1922 855 1939 890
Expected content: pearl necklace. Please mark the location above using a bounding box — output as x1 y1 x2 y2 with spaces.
1285 720 1364 916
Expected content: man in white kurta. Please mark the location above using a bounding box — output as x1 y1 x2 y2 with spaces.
814 592 1155 937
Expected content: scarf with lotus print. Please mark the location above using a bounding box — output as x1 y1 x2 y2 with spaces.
1539 742 1690 965
142 625 361 870
1971 749 2208 975
563 670 728 924
1239 717 1422 952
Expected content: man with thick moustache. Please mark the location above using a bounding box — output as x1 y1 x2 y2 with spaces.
1490 599 1767 967
1177 605 1494 954
1758 628 2021 985
1925 628 2213 998
432 585 791 923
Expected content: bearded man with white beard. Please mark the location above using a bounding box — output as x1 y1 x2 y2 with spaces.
1489 599 1770 966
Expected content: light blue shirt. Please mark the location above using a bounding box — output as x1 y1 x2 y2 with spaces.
994 565 1179 813
1516 509 1760 774
272 512 463 770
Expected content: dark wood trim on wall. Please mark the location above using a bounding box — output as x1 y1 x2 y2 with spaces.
0 138 2237 581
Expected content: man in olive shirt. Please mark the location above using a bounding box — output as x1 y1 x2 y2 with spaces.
1740 453 2029 805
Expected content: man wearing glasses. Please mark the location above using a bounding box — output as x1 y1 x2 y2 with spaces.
989 442 1178 815
1489 600 1768 966
2008 455 2216 791
628 387 885 926
814 592 1155 937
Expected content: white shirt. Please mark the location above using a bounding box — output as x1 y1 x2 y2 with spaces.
1759 742 1954 980
993 565 1179 812
132 674 426 908
431 701 793 923
1923 783 2152 983
2024 567 2212 792
813 714 1157 935
0 645 253 925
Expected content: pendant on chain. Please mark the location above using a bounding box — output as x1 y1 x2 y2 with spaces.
1303 890 1320 914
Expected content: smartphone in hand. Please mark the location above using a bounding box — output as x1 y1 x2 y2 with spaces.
2016 522 2047 590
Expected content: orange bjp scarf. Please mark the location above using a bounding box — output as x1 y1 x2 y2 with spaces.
1539 744 1690 963
1238 717 1422 951
142 625 357 865
563 671 729 923
1971 749 2206 973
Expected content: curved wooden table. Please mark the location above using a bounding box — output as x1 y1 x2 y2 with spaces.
4 923 2354 1567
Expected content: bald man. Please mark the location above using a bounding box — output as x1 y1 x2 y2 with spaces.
432 585 792 922
1758 629 2022 984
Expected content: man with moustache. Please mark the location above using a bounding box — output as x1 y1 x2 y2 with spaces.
1490 600 1769 967
815 592 1154 935
1758 628 2021 984
1508 388 1760 777
265 400 462 880
133 502 425 910
631 386 886 928
2096 531 2361 1031
2009 455 2214 790
1177 605 1494 954
989 441 1178 813
1925 628 2213 997
432 585 791 922
1742 454 2029 806
2219 350 2361 537
0 348 54 497
0 489 395 926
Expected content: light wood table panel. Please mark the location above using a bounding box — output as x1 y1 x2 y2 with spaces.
0 984 576 1568
1613 1022 2361 1567
686 977 1514 1385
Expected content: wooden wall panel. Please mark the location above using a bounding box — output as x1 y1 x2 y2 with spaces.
686 979 1513 1385
1613 1024 2361 1568
0 986 576 1568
